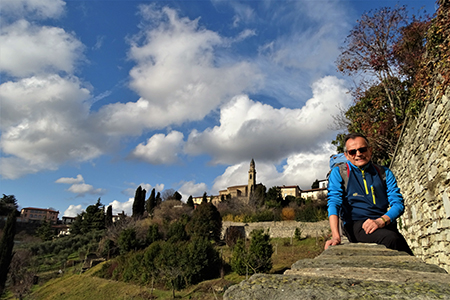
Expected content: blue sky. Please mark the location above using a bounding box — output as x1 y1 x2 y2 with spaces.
0 0 436 217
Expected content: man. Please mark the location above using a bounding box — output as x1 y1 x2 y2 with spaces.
325 133 413 255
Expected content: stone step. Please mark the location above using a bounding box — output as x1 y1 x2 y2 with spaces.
223 243 450 300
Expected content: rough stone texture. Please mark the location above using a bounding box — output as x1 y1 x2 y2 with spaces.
224 242 450 300
390 88 450 273
222 220 329 239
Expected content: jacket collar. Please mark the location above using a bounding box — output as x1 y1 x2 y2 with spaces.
347 160 372 171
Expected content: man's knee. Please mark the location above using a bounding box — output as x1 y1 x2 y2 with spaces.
377 230 412 254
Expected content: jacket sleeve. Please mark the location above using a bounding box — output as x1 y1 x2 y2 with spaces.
327 166 344 217
383 167 405 221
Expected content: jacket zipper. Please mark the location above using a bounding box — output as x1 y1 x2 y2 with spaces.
371 185 376 204
360 168 369 194
360 167 376 204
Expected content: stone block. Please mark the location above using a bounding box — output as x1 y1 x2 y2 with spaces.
443 190 450 219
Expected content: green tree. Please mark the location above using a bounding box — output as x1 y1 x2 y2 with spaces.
231 229 273 276
146 224 161 245
184 237 220 285
201 192 208 204
84 198 106 232
132 186 146 218
146 188 156 215
230 238 247 276
345 81 406 164
186 202 222 242
167 219 189 243
118 228 139 254
70 214 84 235
250 184 266 207
0 210 17 296
143 242 162 297
105 205 113 228
155 192 162 207
173 191 182 201
186 195 194 209
0 194 18 216
311 179 319 189
155 242 185 298
247 229 273 274
36 219 54 241
265 186 282 208
70 199 106 235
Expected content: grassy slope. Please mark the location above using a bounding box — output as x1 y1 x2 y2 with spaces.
25 237 325 300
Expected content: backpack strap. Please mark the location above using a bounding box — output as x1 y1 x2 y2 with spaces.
337 163 350 191
373 164 387 192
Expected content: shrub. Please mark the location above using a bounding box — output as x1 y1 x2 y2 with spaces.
231 229 273 276
230 238 247 276
224 226 246 248
118 228 138 254
281 207 295 220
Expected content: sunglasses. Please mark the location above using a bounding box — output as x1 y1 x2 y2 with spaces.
347 147 368 156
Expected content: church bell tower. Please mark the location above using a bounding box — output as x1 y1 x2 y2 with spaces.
248 159 256 200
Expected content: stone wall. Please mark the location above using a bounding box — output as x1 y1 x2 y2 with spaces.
390 88 450 273
222 220 330 239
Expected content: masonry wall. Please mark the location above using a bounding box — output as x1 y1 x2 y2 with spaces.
390 88 450 273
222 220 330 239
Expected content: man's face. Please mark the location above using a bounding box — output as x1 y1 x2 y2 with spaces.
344 137 372 167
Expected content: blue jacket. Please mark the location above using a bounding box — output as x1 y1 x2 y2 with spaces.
327 161 404 223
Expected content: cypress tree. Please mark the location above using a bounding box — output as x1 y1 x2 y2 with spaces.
146 188 156 215
105 205 113 227
0 210 17 296
132 186 146 218
155 192 162 207
186 195 194 209
173 191 182 201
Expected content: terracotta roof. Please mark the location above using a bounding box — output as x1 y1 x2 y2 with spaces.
22 207 59 213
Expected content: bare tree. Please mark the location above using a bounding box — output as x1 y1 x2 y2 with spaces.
337 6 410 128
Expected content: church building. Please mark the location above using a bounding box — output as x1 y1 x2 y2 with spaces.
218 158 256 202
193 158 327 204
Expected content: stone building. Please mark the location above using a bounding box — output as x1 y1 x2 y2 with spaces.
194 159 327 205
19 207 59 224
216 159 257 203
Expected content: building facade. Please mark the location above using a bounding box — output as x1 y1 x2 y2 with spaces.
19 207 59 224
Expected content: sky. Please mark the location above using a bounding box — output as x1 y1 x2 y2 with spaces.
0 0 436 218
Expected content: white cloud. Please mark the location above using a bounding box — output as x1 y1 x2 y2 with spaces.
185 76 351 165
130 131 184 164
0 75 109 179
63 204 83 217
108 198 134 216
211 143 334 195
1 0 66 20
67 183 105 196
56 174 106 197
0 20 84 77
178 180 208 201
122 183 164 197
95 6 262 136
55 174 84 184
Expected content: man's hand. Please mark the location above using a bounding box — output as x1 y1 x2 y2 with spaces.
362 218 385 234
324 236 341 250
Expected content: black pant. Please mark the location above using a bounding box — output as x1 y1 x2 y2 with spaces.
344 220 414 255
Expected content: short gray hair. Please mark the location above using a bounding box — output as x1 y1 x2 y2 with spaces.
343 133 370 152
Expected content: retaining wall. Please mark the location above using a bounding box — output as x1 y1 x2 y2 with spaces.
221 220 330 239
390 88 450 272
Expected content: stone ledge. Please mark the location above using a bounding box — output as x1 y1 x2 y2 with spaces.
223 242 450 300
